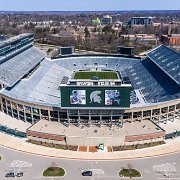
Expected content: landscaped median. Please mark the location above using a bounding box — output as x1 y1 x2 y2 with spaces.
27 139 78 151
113 141 165 151
43 162 65 177
119 163 141 178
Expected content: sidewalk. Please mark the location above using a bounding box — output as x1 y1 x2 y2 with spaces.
0 112 31 132
0 132 180 160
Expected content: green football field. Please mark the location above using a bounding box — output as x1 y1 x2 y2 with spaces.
74 71 118 79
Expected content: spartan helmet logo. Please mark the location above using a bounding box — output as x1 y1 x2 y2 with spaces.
90 91 102 103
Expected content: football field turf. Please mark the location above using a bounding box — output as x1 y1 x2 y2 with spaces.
74 71 118 79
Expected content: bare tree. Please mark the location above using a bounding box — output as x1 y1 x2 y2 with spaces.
127 162 133 173
50 161 57 172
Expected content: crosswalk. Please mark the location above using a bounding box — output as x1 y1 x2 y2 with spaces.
153 163 176 173
10 160 32 168
153 163 180 179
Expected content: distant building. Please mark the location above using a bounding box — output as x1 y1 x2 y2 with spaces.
101 15 112 25
126 17 154 26
51 31 80 41
121 34 158 45
161 34 180 46
92 18 101 26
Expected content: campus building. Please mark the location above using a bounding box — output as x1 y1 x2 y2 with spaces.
126 17 154 26
101 15 112 25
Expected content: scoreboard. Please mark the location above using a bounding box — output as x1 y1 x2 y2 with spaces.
59 47 74 55
60 86 131 108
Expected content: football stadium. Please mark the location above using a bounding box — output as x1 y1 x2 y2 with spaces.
0 33 179 148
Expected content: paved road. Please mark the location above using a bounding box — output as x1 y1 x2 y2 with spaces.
0 146 180 180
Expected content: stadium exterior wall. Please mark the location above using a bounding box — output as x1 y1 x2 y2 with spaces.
0 94 179 126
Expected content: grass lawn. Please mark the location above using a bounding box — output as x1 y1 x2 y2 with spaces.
119 168 141 178
74 71 118 79
43 167 65 177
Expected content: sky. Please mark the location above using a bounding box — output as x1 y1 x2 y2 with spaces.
0 0 180 11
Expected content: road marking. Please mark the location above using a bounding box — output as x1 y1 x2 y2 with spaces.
83 169 104 175
153 163 176 172
9 160 32 179
153 163 178 180
157 178 180 180
10 160 32 168
156 173 180 176
154 164 180 179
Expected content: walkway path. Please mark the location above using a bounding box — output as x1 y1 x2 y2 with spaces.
0 132 180 160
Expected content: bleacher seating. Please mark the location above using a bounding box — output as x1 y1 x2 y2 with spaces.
54 56 138 72
147 45 180 85
2 59 72 106
0 47 45 87
125 57 180 103
1 42 179 107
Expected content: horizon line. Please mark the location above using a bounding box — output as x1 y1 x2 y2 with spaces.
0 10 180 12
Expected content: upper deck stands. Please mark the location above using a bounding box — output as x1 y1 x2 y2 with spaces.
0 33 34 49
125 57 180 104
0 34 34 64
147 45 180 85
0 46 45 87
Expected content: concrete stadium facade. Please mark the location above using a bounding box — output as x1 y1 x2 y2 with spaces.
0 94 179 127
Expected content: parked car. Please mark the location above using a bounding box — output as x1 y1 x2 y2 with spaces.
5 172 23 178
82 170 92 176
16 172 23 177
5 172 16 177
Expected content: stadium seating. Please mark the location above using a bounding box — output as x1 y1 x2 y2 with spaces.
2 58 71 106
0 47 45 87
1 44 180 107
54 56 138 72
125 56 180 104
147 45 180 85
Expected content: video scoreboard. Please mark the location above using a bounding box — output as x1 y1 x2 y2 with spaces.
60 86 131 108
